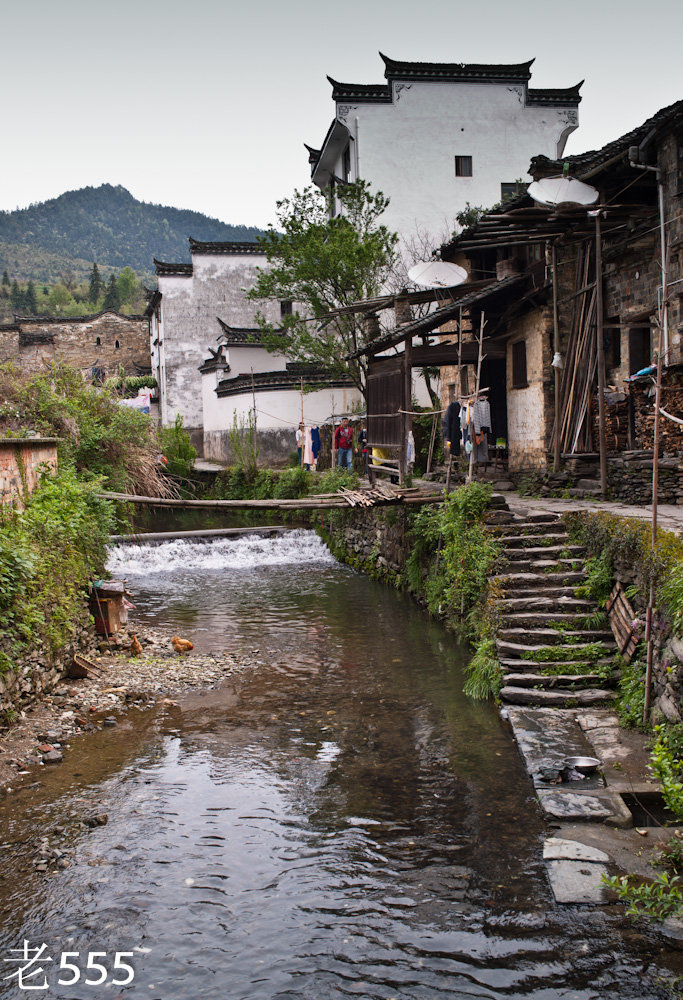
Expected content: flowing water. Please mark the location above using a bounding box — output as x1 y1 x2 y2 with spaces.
0 530 680 998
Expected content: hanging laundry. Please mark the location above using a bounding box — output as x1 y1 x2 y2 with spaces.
311 425 321 462
304 427 314 469
442 401 461 456
472 398 492 435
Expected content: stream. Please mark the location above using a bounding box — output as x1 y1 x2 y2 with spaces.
0 529 680 998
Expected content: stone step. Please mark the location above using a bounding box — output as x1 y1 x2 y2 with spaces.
505 545 585 560
495 533 570 548
498 657 614 672
502 612 597 629
500 686 616 707
502 672 615 689
499 597 594 613
497 638 616 660
502 558 586 575
492 521 564 537
498 627 614 645
493 571 587 589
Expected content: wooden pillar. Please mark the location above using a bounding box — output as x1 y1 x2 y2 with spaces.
400 336 412 485
595 214 608 498
552 245 562 472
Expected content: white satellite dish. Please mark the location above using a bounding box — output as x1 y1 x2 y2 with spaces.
527 176 599 208
408 260 468 288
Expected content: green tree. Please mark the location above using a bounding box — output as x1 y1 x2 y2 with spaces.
248 180 398 399
25 280 38 314
88 262 102 303
1 270 9 287
116 266 138 305
10 280 23 311
48 283 75 314
103 273 121 312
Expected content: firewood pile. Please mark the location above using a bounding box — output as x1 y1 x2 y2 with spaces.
633 374 683 453
590 391 630 453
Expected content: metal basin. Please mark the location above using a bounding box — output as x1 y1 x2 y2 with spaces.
564 755 601 775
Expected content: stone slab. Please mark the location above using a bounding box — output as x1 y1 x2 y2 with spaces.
537 789 614 821
546 859 610 904
543 837 610 862
506 707 605 789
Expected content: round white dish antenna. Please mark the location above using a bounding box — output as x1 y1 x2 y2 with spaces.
408 261 468 288
527 176 599 207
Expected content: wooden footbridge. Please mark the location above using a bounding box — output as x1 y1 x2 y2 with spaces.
101 482 445 512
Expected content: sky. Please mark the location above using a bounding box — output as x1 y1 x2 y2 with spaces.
3 0 682 228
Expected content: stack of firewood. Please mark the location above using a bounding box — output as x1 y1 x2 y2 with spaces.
633 376 683 453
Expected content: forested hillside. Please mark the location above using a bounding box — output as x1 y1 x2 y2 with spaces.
0 184 264 281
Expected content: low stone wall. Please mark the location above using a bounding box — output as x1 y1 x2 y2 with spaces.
0 437 58 505
324 506 410 584
0 621 91 717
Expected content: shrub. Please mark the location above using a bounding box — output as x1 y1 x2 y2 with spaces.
158 414 197 480
0 468 113 673
601 871 683 922
464 637 502 701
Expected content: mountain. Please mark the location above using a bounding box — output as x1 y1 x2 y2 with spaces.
0 184 265 282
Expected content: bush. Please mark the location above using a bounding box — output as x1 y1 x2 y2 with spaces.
602 871 683 922
464 637 502 700
0 363 169 496
0 468 113 673
158 415 197 480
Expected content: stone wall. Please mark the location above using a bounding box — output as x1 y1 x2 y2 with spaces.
0 437 58 506
506 307 554 472
0 312 149 381
0 622 91 717
324 507 410 584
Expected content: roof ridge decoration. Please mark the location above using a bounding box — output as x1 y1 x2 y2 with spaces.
188 237 264 256
327 76 391 103
154 259 193 276
216 318 265 344
379 53 535 82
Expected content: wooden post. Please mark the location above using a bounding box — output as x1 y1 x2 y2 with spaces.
468 312 485 483
331 397 336 472
251 368 258 464
300 377 304 468
595 213 608 498
552 244 562 472
400 335 412 485
644 176 669 724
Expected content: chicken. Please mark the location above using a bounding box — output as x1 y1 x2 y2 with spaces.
172 635 194 654
130 634 142 656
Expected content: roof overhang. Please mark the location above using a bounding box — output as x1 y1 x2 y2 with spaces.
311 119 352 188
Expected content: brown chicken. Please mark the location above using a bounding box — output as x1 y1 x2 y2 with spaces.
172 636 194 654
130 634 142 656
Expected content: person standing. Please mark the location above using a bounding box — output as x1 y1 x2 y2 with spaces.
357 424 368 475
296 422 305 466
334 417 353 470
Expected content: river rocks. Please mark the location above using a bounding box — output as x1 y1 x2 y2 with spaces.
103 717 118 727
86 813 109 828
42 749 63 764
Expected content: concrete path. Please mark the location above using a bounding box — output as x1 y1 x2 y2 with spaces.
506 493 683 536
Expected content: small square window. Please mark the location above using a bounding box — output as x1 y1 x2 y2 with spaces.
454 155 473 177
280 300 293 317
511 341 527 389
501 181 529 202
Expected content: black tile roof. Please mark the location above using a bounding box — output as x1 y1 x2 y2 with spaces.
154 259 193 276
380 53 535 82
527 82 583 106
13 310 147 324
216 368 353 398
530 97 683 179
327 77 391 103
216 319 266 344
188 238 264 256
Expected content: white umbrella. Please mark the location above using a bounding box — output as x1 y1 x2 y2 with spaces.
408 260 468 288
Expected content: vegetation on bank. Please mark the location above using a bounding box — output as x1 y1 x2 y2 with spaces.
0 364 170 680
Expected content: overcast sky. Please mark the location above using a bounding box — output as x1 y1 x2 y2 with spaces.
3 0 682 228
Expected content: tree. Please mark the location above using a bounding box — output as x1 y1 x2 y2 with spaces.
25 280 38 314
248 180 398 399
103 273 121 312
116 266 138 306
48 283 75 314
1 270 9 287
89 262 102 303
10 280 23 311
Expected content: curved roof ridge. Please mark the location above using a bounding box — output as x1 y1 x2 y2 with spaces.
379 53 535 81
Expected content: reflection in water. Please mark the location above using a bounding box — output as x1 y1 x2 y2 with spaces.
0 532 678 998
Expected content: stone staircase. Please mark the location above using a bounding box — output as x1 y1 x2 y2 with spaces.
487 511 617 707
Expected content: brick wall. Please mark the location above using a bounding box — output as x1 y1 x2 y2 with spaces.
0 438 58 505
0 312 149 381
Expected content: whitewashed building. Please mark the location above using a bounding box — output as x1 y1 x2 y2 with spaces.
307 54 582 244
148 239 361 462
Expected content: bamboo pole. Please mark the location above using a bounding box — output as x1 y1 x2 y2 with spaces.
552 244 561 472
595 214 608 497
468 313 485 483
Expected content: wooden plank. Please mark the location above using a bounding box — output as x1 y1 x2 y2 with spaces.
606 582 638 663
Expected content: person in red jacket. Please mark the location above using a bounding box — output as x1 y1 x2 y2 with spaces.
334 417 354 470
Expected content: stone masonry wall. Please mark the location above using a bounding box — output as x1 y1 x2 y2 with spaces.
0 312 148 381
325 507 410 584
0 438 58 505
